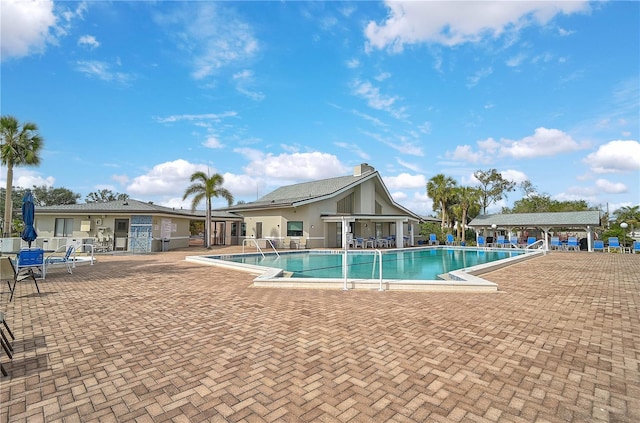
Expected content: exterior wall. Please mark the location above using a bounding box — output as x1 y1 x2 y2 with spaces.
32 213 192 252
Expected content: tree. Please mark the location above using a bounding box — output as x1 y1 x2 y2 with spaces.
427 174 457 228
451 186 481 242
473 169 516 214
183 171 234 248
85 189 129 203
613 205 640 236
31 185 80 206
1 115 44 237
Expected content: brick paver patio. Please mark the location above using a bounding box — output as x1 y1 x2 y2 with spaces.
1 247 638 422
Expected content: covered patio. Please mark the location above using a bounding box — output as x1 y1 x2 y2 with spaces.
468 211 602 251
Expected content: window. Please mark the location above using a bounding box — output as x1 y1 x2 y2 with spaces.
337 193 354 214
241 223 246 237
54 218 74 237
287 221 303 236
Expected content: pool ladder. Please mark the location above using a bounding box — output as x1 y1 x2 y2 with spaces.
242 238 280 258
343 249 384 291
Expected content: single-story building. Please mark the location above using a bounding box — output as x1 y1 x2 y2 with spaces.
222 163 423 249
9 199 242 253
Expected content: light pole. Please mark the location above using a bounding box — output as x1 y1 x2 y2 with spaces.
621 222 628 249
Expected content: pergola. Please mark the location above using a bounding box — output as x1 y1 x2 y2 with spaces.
467 211 602 251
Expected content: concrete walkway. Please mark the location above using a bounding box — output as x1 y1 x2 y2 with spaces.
1 247 638 422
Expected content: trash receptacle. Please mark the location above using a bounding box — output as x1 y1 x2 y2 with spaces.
162 238 170 252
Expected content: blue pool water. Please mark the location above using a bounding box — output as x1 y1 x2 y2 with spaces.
211 248 525 280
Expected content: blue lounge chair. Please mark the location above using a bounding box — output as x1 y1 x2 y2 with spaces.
445 234 455 246
527 237 537 247
509 236 518 247
566 236 580 251
607 237 622 253
477 236 486 248
428 234 438 245
550 237 562 250
593 240 605 252
45 245 76 274
633 241 640 254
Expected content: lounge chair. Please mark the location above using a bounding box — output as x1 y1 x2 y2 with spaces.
509 236 518 248
45 245 76 275
607 237 622 253
632 241 640 254
477 236 486 248
566 236 580 252
445 234 455 246
527 237 537 247
1 256 40 302
428 234 438 245
494 235 506 247
550 237 562 250
354 237 365 248
593 240 605 252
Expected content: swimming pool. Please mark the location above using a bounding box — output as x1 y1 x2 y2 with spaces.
186 246 542 292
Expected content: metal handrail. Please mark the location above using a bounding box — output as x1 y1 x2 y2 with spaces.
242 238 264 257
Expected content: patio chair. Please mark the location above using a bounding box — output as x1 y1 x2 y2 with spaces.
527 237 537 247
45 245 75 275
445 234 455 246
593 240 605 252
632 241 640 254
550 237 562 250
495 235 506 247
566 237 580 252
354 237 365 248
509 236 518 247
428 234 438 245
0 310 15 377
607 237 622 253
477 236 486 248
0 256 40 302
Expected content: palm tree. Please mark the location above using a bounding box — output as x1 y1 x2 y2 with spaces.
427 174 457 229
451 186 481 242
183 171 234 248
1 116 44 237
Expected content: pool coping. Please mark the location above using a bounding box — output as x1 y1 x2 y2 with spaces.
185 246 544 292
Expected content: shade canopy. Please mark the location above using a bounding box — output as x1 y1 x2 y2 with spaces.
21 189 38 247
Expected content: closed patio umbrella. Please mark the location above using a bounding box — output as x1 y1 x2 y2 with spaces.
21 189 37 248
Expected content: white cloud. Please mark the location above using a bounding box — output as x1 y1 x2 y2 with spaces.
78 35 99 49
0 169 55 190
1 0 56 61
501 128 585 159
238 151 349 182
203 136 224 149
335 142 370 161
75 60 133 85
232 70 265 101
156 3 258 80
506 53 526 67
374 72 391 82
466 67 493 88
127 159 208 196
346 58 360 69
383 173 427 190
154 111 237 124
350 79 407 119
449 128 588 163
584 140 640 174
364 1 590 51
594 178 627 194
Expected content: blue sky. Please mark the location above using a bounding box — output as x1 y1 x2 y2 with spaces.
1 0 639 216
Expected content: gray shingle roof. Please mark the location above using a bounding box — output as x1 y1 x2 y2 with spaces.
468 211 602 228
36 199 241 219
225 173 375 210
